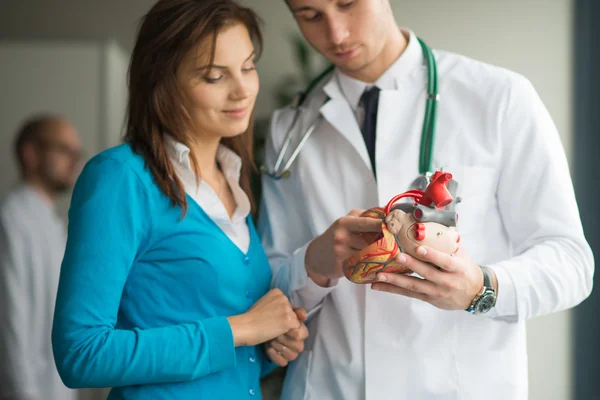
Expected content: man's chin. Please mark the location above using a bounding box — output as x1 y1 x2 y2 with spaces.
331 55 372 74
49 181 73 194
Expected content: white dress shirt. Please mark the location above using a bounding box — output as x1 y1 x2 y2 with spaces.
259 29 594 400
337 46 410 125
164 137 251 253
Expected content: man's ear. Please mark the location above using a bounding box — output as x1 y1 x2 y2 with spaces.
21 141 40 173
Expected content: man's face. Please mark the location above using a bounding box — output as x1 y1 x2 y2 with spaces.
287 0 392 77
35 121 82 193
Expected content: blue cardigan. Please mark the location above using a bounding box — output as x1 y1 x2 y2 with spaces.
52 144 276 399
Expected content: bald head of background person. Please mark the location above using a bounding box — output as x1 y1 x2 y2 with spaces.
14 114 82 203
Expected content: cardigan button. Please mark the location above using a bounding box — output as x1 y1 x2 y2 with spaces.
243 256 250 265
249 388 255 396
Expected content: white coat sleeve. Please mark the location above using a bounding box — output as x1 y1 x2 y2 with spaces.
0 208 39 399
257 110 338 313
487 75 594 321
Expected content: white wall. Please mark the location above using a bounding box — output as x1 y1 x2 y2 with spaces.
0 40 129 219
0 40 127 400
0 41 102 217
103 41 129 148
0 1 576 399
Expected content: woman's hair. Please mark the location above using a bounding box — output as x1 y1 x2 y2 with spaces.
124 0 263 214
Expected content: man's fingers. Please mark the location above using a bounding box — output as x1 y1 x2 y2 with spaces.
397 252 446 284
333 228 368 248
348 209 366 217
348 234 370 250
341 216 382 233
414 246 458 272
375 273 445 298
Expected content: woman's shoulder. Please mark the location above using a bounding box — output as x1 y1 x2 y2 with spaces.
90 142 145 169
72 143 157 206
83 143 151 184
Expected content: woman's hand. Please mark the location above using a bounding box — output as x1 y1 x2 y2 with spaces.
265 308 309 366
227 289 300 347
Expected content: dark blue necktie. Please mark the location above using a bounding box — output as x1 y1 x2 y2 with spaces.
359 86 380 179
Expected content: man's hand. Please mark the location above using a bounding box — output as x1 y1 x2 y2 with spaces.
305 210 382 286
371 246 492 310
266 308 309 367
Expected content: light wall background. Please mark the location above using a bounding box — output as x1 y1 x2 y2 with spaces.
0 1 576 399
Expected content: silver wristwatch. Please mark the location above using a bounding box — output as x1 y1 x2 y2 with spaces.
465 266 496 314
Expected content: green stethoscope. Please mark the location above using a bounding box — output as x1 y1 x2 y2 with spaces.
261 38 439 190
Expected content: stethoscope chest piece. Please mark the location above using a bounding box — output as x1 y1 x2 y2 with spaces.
260 164 292 180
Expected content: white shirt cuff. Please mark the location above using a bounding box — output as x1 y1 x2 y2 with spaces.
486 263 518 319
289 242 339 311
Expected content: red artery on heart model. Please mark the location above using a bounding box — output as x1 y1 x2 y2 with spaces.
342 171 462 284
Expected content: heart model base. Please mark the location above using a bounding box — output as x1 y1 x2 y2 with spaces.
342 171 462 284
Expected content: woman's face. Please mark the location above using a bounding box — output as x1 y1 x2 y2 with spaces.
177 23 259 140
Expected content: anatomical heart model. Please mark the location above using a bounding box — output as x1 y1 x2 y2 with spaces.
342 171 462 284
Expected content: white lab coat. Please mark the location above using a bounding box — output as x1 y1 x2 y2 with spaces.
258 31 594 400
0 184 77 400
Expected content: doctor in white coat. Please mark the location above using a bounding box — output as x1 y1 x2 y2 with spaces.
0 115 81 400
259 0 594 399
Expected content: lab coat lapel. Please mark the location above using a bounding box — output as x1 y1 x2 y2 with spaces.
377 74 452 171
320 77 373 174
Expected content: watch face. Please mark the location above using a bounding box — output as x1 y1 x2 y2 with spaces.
475 292 496 314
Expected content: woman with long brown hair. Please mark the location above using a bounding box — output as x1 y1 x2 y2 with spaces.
52 0 305 398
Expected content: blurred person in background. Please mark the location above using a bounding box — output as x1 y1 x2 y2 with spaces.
0 114 81 400
51 1 307 399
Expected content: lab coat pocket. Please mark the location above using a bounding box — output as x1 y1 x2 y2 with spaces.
441 164 498 236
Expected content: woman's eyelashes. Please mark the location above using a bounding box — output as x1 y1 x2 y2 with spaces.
203 73 223 83
340 0 355 9
202 64 256 84
242 61 257 73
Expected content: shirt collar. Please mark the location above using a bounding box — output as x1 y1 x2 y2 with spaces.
335 29 423 111
164 135 192 170
164 135 243 182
